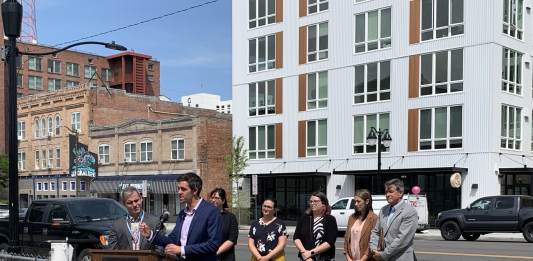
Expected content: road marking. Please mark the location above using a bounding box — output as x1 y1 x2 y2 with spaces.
237 244 533 259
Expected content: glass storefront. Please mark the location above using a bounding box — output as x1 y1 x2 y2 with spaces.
501 173 532 196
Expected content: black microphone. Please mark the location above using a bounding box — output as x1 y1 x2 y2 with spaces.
159 211 170 223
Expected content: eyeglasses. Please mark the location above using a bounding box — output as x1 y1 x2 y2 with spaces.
210 196 221 201
262 205 274 209
308 200 321 204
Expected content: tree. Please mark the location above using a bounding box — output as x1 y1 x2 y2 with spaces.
0 154 9 193
224 136 250 225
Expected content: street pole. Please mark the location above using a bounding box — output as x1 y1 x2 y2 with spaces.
75 131 78 197
377 132 382 195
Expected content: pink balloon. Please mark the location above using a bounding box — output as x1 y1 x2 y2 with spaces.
411 186 421 195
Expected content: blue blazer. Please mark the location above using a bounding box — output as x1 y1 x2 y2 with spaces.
152 199 222 261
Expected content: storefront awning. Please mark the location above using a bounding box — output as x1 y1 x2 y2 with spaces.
242 171 331 178
332 167 467 175
90 175 181 194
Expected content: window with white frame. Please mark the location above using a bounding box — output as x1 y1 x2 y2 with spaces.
148 63 154 71
171 139 185 160
502 48 523 95
17 121 25 140
308 22 328 62
355 8 391 53
308 0 328 15
37 182 42 191
43 182 49 191
249 0 276 29
249 125 275 159
41 118 46 137
28 57 42 71
84 65 97 79
47 60 61 74
501 105 522 150
35 118 39 138
147 75 154 82
354 61 391 103
307 71 328 109
41 150 46 169
28 76 43 90
420 49 463 96
70 181 76 191
48 116 53 135
50 182 55 191
353 113 390 153
421 0 464 41
48 149 53 168
17 74 22 88
80 181 86 191
56 148 60 167
99 144 109 164
140 141 153 162
307 119 327 156
124 142 136 162
71 112 81 132
503 0 523 40
102 68 113 81
35 150 39 169
48 78 61 91
18 152 25 170
62 181 67 191
420 106 463 150
249 80 275 116
66 81 80 87
55 115 60 135
66 63 79 76
249 34 276 73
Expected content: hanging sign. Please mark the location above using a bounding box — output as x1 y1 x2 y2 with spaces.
450 172 462 188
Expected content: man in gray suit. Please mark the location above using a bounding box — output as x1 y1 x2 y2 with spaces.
370 179 418 261
108 186 161 250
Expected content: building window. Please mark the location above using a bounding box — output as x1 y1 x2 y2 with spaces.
66 81 80 87
50 182 55 191
307 120 327 156
502 48 522 95
99 144 109 164
124 142 136 162
37 182 42 191
17 121 25 140
140 141 153 162
80 181 86 191
421 0 464 41
355 8 391 53
17 93 23 98
62 181 67 191
147 75 154 82
249 34 276 73
47 60 61 74
56 148 60 167
420 106 463 150
44 182 49 191
35 150 39 169
48 116 53 135
41 118 46 137
249 125 275 159
66 63 79 76
18 152 25 170
71 112 81 132
17 74 22 88
354 61 391 103
420 49 463 96
171 139 185 160
353 113 390 153
308 22 328 62
48 149 53 168
148 63 154 71
84 65 97 79
102 68 113 81
28 75 43 90
88 58 93 64
307 71 328 110
503 0 523 40
28 57 42 71
70 181 76 191
249 0 276 29
41 150 46 169
249 80 275 116
55 115 60 135
16 55 22 68
34 118 39 138
308 0 328 14
501 105 522 150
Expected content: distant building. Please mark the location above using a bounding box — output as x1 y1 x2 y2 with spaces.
181 93 232 114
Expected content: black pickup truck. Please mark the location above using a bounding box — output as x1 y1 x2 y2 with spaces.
435 195 533 242
0 198 126 261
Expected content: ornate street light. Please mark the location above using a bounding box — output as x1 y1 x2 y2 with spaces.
366 128 393 195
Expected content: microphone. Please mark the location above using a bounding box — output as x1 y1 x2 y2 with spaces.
159 211 170 223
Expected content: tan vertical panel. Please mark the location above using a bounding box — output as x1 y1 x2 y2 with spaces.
409 0 421 44
299 0 307 17
298 121 306 157
276 0 283 23
299 26 307 65
408 55 419 98
275 78 283 114
408 109 419 152
276 32 283 69
275 123 283 159
298 74 306 111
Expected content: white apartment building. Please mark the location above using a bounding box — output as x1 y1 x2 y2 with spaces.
181 93 233 114
232 0 533 224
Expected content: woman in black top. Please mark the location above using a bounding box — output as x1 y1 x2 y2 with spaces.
210 188 238 261
294 191 338 261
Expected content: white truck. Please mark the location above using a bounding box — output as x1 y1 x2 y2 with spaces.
331 194 429 232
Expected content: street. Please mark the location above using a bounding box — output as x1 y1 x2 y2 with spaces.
234 235 532 261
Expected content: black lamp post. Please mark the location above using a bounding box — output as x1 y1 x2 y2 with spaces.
58 125 79 197
366 127 392 195
1 0 126 253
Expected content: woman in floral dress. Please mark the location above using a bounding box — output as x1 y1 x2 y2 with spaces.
248 197 287 261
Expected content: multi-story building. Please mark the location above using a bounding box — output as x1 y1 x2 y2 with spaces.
181 93 233 114
232 0 533 224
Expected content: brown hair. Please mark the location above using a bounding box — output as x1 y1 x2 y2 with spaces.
305 191 332 215
353 189 373 221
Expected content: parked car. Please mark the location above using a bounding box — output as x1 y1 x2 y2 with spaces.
435 195 533 242
0 204 8 219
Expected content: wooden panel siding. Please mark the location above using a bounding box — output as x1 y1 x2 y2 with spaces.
409 55 420 98
409 0 421 44
299 26 307 65
298 120 306 157
276 32 283 69
298 74 306 111
275 123 283 158
275 78 283 114
276 0 283 23
408 108 419 152
299 0 307 17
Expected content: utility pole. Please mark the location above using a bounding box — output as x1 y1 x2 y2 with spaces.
74 131 78 197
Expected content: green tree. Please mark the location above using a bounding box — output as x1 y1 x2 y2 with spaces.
0 154 9 193
224 136 250 225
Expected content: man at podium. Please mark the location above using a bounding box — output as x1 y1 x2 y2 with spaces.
108 186 160 250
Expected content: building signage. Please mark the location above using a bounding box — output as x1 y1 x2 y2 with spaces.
69 134 98 178
450 172 462 188
252 174 258 195
118 182 152 193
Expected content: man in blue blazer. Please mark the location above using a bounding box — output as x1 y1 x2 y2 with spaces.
140 172 222 261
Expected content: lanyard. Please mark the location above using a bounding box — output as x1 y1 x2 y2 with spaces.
126 211 145 246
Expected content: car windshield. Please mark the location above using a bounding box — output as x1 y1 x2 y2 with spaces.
67 201 126 223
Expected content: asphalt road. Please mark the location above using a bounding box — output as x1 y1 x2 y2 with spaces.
234 235 532 261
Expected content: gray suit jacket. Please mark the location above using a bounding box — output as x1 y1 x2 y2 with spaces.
108 212 160 250
370 201 418 261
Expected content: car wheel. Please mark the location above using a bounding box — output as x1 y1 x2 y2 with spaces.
0 243 8 253
462 233 480 241
523 222 533 243
440 221 461 241
78 248 91 261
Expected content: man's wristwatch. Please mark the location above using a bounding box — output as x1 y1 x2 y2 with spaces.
310 250 315 256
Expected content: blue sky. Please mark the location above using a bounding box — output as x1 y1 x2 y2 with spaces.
34 0 232 102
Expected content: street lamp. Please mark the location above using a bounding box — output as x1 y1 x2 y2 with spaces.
366 127 392 195
2 0 127 253
58 125 79 198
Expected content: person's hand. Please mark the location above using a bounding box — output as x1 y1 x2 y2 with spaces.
302 250 312 260
164 244 181 255
139 222 152 238
255 256 262 261
371 250 382 261
262 256 271 261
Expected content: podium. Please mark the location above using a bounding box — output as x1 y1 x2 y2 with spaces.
90 250 178 261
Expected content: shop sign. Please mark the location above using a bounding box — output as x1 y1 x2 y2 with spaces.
450 172 462 188
118 182 152 193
